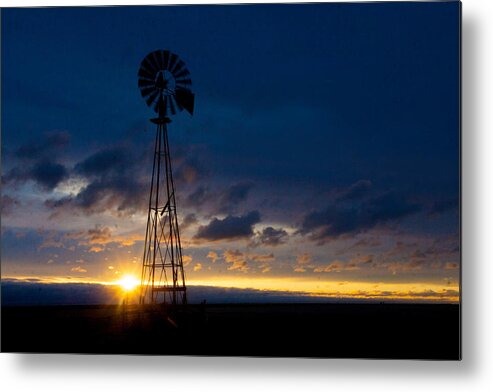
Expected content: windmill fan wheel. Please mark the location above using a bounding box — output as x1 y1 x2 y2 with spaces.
138 50 195 117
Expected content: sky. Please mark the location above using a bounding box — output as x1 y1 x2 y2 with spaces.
1 2 460 303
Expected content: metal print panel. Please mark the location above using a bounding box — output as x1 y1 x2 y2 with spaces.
1 1 461 359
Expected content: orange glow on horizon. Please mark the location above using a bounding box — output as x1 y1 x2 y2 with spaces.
4 274 459 302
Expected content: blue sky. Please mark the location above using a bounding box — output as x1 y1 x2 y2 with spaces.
1 2 460 302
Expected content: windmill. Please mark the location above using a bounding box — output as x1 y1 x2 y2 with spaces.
137 50 194 306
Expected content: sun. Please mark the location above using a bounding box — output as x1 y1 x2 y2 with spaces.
117 275 140 292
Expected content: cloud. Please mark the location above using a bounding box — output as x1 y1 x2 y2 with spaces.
185 181 253 214
250 253 275 262
3 131 71 192
70 265 87 273
47 176 146 216
254 227 288 247
174 155 207 185
65 225 111 243
64 225 143 252
300 191 422 242
313 255 372 273
219 251 274 273
185 186 210 207
445 262 459 270
38 231 66 250
217 181 254 213
292 253 314 272
386 260 425 274
4 159 69 191
31 160 69 190
182 255 193 266
15 131 70 160
429 198 458 215
350 254 374 265
206 251 219 263
44 144 149 216
1 195 20 216
181 213 198 229
314 260 360 273
193 263 203 272
336 180 372 202
74 147 129 178
223 249 248 272
296 253 311 265
194 211 261 242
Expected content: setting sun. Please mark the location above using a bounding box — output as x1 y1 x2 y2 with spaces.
117 275 140 292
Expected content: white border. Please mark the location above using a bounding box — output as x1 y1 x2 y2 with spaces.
0 0 454 7
2 0 493 391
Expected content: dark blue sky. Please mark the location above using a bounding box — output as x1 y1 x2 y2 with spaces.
1 3 460 301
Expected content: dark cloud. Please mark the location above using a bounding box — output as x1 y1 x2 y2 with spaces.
255 227 288 247
300 192 422 242
30 159 69 190
3 132 70 191
185 181 254 214
74 147 129 178
15 131 70 160
46 176 146 216
181 213 198 229
429 198 458 215
217 181 254 213
194 211 261 242
45 145 148 216
336 180 372 202
186 186 210 207
3 158 68 191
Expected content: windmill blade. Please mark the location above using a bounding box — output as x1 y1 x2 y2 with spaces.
145 89 160 108
168 53 179 72
142 55 158 74
138 78 155 89
154 50 165 70
138 66 155 81
162 50 170 70
175 88 195 115
176 78 192 88
148 51 161 72
138 75 155 83
140 86 157 99
169 95 177 115
174 68 190 80
173 94 184 111
158 50 167 70
171 59 185 74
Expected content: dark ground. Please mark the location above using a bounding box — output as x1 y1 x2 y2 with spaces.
1 303 460 359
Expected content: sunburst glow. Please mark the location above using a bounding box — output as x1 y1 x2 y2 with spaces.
117 275 140 292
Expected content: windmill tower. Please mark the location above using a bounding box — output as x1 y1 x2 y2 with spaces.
137 50 195 306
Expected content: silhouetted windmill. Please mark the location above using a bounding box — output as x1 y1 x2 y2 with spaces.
138 50 194 306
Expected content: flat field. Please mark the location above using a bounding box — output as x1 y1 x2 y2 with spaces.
1 303 460 359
